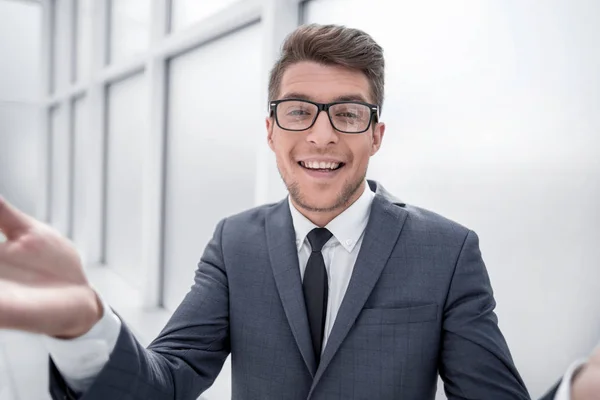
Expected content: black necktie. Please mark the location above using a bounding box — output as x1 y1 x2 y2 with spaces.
303 227 333 364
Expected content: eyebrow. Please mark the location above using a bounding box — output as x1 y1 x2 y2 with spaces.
279 92 371 104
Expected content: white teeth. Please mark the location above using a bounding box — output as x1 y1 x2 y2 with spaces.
301 161 340 170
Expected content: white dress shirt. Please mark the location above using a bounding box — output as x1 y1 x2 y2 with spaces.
43 293 122 393
44 182 375 393
288 181 374 350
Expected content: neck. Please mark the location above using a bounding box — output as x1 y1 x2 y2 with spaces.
291 181 366 227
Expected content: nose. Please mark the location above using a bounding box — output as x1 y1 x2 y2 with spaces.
306 110 338 146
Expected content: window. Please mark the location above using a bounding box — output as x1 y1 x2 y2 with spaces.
71 96 88 250
108 0 151 63
162 23 263 311
52 0 70 91
105 73 148 285
49 106 70 236
170 0 240 33
75 0 93 82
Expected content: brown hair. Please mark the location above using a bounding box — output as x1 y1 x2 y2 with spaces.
268 24 385 110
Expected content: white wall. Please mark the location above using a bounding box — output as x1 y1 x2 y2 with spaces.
0 0 42 217
305 0 600 397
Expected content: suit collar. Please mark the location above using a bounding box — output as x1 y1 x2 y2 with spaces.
367 179 406 207
266 199 318 376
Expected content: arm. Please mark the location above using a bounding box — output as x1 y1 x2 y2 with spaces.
44 293 122 394
48 219 231 400
439 230 531 400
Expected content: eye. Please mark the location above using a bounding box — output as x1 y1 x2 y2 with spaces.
336 111 359 119
332 103 368 120
288 108 311 116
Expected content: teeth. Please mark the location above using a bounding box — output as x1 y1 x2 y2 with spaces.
301 161 340 170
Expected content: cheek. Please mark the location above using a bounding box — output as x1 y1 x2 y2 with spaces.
272 133 298 167
347 140 373 168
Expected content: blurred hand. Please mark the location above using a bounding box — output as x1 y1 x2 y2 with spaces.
0 196 101 338
572 346 600 400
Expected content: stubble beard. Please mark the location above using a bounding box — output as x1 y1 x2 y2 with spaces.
280 165 366 213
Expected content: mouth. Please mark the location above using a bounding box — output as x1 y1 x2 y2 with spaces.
298 160 345 171
297 160 346 179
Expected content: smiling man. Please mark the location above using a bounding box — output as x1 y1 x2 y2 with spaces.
0 24 530 399
267 60 382 225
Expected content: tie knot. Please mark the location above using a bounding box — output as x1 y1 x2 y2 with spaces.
307 228 332 252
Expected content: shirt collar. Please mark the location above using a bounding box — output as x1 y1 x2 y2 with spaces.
288 182 375 253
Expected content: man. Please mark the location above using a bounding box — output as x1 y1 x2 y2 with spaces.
540 346 600 400
0 24 530 399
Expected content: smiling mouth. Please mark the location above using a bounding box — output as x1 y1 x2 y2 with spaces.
298 160 345 171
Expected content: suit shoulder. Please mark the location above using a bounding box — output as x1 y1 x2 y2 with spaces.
400 202 472 244
220 201 279 231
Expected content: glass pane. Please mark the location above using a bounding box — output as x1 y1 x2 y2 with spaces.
170 0 240 33
0 0 41 101
105 74 148 286
0 0 42 222
72 96 88 251
75 0 93 82
163 23 263 312
109 0 151 63
50 106 70 236
52 0 70 91
0 104 42 218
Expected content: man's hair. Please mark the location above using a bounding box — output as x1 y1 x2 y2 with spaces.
268 24 385 110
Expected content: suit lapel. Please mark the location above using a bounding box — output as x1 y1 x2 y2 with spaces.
266 199 317 377
310 189 409 393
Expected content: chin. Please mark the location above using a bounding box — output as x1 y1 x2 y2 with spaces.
289 186 345 213
300 197 340 213
281 164 364 213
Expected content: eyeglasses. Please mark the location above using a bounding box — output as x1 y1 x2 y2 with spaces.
269 99 380 134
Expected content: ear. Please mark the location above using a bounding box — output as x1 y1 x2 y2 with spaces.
266 117 275 152
370 122 385 156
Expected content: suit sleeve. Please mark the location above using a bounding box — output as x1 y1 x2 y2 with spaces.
48 218 231 400
439 230 531 400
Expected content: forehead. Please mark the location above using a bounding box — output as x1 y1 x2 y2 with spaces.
279 61 372 103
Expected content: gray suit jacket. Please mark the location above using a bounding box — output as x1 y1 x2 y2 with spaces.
49 180 530 399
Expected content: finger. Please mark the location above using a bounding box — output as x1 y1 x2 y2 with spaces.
0 196 34 240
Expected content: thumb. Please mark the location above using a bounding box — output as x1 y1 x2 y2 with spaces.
0 196 34 240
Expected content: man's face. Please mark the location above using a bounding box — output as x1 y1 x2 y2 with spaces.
267 61 385 214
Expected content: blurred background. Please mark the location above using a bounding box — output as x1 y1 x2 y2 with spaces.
1 0 599 398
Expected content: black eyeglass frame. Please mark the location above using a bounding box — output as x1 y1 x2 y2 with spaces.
269 98 380 134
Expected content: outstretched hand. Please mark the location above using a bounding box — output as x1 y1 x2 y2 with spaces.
0 196 101 338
